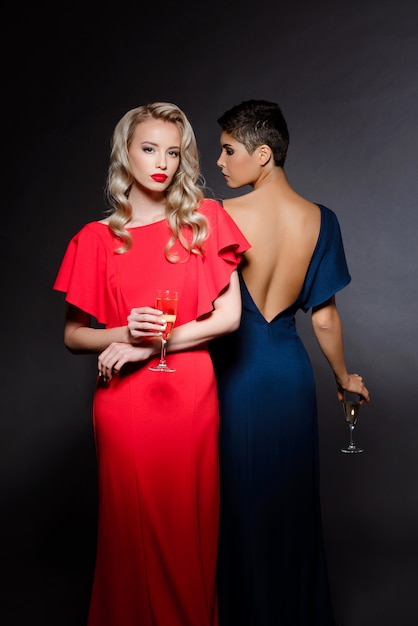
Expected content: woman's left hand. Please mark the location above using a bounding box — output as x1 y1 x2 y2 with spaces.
337 373 370 404
98 340 159 381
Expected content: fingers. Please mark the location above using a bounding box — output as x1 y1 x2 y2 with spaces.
337 389 345 402
127 308 166 338
337 373 370 404
348 374 370 404
97 342 156 381
354 373 370 403
98 342 129 381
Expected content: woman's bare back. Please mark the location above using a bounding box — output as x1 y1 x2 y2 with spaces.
224 185 321 322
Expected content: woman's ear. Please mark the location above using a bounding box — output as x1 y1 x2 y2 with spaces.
258 144 272 165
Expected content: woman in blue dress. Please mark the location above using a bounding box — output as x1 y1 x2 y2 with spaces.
209 99 370 626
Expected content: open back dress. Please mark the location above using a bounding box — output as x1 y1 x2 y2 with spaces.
210 204 351 626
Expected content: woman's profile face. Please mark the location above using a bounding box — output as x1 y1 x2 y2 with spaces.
128 119 181 192
217 131 259 189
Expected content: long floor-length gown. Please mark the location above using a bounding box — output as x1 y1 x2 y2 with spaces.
209 204 351 626
53 199 250 626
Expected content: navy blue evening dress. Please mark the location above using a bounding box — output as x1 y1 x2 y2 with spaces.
209 204 351 626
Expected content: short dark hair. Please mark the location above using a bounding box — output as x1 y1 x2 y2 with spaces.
217 99 289 167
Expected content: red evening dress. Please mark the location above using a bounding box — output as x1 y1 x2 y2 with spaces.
53 199 250 626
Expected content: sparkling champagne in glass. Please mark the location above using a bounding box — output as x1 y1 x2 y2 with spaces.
341 393 363 453
149 289 178 372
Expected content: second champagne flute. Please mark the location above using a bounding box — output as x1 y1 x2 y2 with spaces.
149 289 178 372
341 392 364 453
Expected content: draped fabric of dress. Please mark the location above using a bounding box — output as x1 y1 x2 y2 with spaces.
53 199 250 626
209 204 351 626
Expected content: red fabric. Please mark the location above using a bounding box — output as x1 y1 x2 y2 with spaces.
53 199 250 626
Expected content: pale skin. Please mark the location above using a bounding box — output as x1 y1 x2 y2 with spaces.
217 131 370 404
63 119 242 381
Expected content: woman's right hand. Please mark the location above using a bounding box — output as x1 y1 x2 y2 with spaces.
127 306 166 342
98 339 161 381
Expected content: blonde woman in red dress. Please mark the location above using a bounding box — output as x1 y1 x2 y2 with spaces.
53 102 250 626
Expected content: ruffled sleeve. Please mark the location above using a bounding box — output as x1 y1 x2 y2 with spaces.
53 223 111 324
301 205 351 312
195 199 251 319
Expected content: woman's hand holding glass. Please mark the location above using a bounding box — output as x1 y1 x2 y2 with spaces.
127 305 167 342
336 373 370 404
97 306 167 381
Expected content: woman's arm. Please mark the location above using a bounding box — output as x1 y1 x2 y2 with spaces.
98 270 242 381
311 296 370 403
165 269 242 351
63 302 166 354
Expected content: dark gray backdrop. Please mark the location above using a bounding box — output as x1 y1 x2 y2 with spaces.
3 1 417 624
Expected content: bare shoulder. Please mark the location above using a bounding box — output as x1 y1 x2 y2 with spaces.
222 191 264 223
224 189 319 221
281 190 319 217
287 192 320 214
223 191 256 213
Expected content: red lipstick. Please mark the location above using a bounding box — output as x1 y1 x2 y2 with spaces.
151 174 168 182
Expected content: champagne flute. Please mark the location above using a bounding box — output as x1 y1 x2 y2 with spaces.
149 289 178 372
341 392 364 454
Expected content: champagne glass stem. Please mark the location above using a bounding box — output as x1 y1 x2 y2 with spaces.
160 338 168 367
349 424 355 448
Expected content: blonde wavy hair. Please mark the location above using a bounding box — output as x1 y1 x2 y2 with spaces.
106 102 208 260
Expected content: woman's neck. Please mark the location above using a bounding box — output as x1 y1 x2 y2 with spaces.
128 184 167 226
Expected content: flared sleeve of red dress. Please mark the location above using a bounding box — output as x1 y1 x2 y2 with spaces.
53 223 113 325
195 199 251 320
53 200 250 326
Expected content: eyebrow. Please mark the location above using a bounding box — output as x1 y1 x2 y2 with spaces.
141 141 181 149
